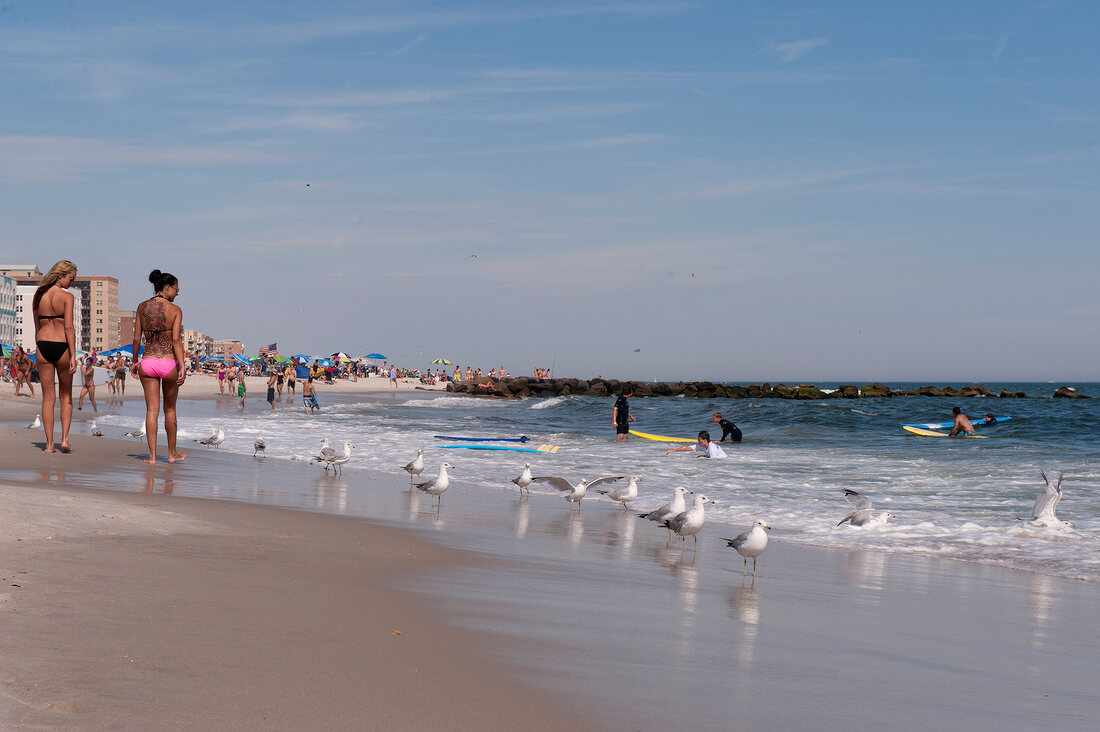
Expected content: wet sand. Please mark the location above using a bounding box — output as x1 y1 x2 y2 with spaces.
2 417 1099 730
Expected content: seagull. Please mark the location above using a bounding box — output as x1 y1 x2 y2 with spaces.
26 414 41 429
531 475 624 512
836 489 895 527
663 494 715 548
90 421 103 437
1030 470 1072 528
598 475 641 509
415 462 455 504
321 441 354 475
638 486 693 537
254 431 266 457
511 463 533 494
196 427 224 448
722 520 772 576
403 449 425 483
311 438 337 465
125 423 147 440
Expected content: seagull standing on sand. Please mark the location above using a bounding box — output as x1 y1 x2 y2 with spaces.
126 423 147 440
1030 470 1072 528
416 462 455 505
531 475 624 512
312 437 336 464
26 414 41 429
90 421 103 437
321 441 353 475
638 486 693 537
403 449 425 483
254 431 266 457
196 427 224 448
836 489 894 527
511 463 533 494
722 520 772 576
663 494 715 548
598 475 641 509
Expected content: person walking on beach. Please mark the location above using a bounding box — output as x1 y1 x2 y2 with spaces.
11 345 34 397
612 386 636 441
389 366 398 388
32 259 78 453
114 354 127 395
237 374 247 410
266 369 277 410
666 430 728 459
77 356 98 413
285 362 296 401
302 376 319 414
129 269 187 464
712 412 742 442
275 365 284 399
948 406 976 437
217 364 226 395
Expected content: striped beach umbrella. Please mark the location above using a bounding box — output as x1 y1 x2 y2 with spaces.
431 357 452 365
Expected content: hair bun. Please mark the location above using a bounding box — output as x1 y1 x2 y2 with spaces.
148 269 162 284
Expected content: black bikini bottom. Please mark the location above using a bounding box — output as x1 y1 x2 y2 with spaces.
36 341 69 365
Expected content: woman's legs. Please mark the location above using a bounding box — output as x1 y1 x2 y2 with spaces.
56 351 74 451
139 374 162 463
162 368 185 462
38 360 57 452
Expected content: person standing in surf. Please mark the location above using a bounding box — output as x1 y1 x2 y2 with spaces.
129 269 187 464
948 406 976 437
612 386 636 441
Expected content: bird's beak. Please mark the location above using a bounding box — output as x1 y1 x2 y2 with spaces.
707 499 715 504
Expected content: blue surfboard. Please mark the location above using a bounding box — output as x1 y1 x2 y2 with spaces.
439 444 559 454
901 416 1011 430
434 435 530 442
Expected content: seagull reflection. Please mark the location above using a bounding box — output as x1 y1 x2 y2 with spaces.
549 512 584 547
597 510 637 559
842 550 888 599
513 496 530 538
1026 573 1059 652
314 474 349 513
728 584 761 666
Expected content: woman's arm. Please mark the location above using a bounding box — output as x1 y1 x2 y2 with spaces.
171 306 186 385
130 305 144 377
64 291 77 374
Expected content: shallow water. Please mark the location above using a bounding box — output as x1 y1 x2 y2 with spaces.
84 381 1100 582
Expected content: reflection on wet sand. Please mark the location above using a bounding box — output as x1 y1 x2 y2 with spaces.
513 496 530 539
595 509 636 559
842 549 889 602
728 584 761 666
38 469 67 485
141 467 175 494
1025 573 1059 652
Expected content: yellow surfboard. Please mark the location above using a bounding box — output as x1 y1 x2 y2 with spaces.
902 425 988 439
628 430 695 443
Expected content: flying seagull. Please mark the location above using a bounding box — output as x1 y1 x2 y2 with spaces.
531 475 624 512
836 489 894 527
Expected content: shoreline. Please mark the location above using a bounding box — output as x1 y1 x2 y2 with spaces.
2 422 1099 729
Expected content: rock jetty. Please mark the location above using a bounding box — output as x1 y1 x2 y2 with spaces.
445 379 1087 400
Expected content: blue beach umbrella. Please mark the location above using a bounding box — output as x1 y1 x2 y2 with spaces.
366 353 387 360
291 354 311 364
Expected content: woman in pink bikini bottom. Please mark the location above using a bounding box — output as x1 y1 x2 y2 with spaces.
130 269 187 464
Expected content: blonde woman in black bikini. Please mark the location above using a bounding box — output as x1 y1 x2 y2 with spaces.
32 259 78 453
129 269 187 464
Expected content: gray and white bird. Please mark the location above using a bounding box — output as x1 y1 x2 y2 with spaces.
663 493 715 548
196 427 224 448
511 463 533 494
26 414 41 429
531 475 624 512
416 462 455 504
403 449 425 482
722 520 772 576
638 486 693 537
1030 470 1072 528
253 431 266 457
836 489 894 527
90 421 103 437
126 423 147 440
598 475 641 509
311 438 337 465
321 441 353 475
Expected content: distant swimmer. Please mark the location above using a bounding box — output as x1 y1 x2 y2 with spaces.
666 430 727 459
948 406 975 437
982 413 997 425
612 386 637 442
712 412 742 442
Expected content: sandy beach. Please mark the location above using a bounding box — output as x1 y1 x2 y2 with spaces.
3 397 1100 730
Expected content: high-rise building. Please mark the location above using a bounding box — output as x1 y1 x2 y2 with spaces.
83 276 120 352
117 309 136 349
0 275 16 345
211 339 244 359
183 329 213 359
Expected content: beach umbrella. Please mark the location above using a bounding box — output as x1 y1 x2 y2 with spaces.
291 354 311 364
0 343 11 358
232 353 251 365
431 357 453 365
317 358 334 367
330 351 349 360
366 352 387 360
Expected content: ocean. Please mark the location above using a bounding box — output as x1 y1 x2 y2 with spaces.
88 381 1100 582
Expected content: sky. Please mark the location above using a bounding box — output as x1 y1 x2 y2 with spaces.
1 1 1097 382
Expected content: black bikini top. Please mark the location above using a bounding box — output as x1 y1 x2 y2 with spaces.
39 313 64 319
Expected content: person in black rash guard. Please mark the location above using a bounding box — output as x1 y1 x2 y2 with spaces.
712 412 742 442
612 386 637 441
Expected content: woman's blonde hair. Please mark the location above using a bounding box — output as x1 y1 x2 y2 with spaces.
32 260 78 311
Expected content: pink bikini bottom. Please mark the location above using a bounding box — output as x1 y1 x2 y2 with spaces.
140 358 178 379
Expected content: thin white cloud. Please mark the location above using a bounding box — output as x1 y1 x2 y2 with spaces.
770 37 828 63
569 133 663 149
207 112 363 134
0 136 284 182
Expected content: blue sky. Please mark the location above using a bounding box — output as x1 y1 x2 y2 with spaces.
2 1 1097 381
